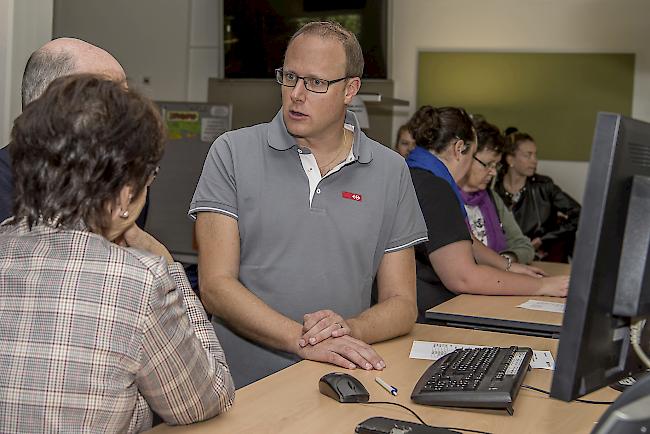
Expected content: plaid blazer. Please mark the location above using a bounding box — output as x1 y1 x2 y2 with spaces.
0 220 235 433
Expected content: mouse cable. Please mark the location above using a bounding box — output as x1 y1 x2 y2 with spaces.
521 385 613 405
364 401 493 434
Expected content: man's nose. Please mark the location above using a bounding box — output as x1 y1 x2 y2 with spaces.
290 78 307 101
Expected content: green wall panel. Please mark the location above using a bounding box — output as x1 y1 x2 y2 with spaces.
417 52 635 161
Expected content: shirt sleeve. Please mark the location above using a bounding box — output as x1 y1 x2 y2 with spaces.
188 133 238 220
411 169 471 255
135 258 235 425
384 162 429 253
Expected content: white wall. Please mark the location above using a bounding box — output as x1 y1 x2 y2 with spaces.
54 0 191 100
54 0 221 102
0 0 53 147
536 160 589 202
391 0 650 203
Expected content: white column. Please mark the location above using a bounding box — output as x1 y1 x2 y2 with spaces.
187 0 222 101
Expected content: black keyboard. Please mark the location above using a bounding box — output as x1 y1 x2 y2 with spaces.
411 346 533 415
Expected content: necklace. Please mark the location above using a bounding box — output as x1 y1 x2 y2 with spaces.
504 173 526 194
503 176 526 205
317 129 351 176
505 186 525 204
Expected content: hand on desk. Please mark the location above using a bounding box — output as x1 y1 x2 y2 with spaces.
300 309 351 347
510 262 547 277
297 335 386 371
537 275 570 297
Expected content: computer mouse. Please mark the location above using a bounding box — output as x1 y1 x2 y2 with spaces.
319 372 370 403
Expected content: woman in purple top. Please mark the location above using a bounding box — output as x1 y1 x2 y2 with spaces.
458 120 535 264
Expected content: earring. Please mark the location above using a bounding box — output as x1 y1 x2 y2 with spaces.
120 210 129 218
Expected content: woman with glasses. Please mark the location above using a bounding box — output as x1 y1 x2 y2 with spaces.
0 74 234 432
494 130 581 262
458 120 535 264
405 106 568 320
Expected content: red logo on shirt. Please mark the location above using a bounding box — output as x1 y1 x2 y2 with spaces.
342 191 362 202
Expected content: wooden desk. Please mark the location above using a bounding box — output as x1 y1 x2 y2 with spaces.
425 262 570 338
426 295 565 338
151 325 617 434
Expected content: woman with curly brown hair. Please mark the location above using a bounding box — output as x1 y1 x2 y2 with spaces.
0 74 234 432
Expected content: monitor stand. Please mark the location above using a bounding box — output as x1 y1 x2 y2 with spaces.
609 370 649 392
593 373 650 434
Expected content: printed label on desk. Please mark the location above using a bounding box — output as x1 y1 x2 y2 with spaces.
409 341 555 370
517 300 565 313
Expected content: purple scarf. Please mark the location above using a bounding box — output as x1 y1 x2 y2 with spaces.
460 189 507 253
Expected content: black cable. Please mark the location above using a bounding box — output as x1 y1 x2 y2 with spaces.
522 385 614 405
521 384 551 395
364 401 427 425
364 401 493 434
576 398 615 405
435 426 493 434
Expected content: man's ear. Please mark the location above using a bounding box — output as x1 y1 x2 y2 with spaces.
505 154 515 167
343 77 361 104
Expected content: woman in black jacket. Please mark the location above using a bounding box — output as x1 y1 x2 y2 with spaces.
494 131 581 262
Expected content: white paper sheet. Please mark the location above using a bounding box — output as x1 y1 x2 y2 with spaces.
409 341 555 370
517 300 565 314
201 116 230 143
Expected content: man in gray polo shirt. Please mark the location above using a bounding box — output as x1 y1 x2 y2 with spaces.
190 21 427 387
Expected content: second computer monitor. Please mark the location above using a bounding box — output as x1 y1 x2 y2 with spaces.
550 112 650 402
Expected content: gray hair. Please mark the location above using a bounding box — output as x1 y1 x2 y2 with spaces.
21 49 75 108
287 21 364 78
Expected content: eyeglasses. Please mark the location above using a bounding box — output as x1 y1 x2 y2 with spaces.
473 155 502 171
275 68 348 93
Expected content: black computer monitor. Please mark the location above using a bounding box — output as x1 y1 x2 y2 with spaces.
550 112 650 402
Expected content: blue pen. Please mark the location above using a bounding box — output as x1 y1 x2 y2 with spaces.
375 377 398 396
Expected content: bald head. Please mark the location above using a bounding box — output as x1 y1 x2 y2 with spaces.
21 38 125 108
